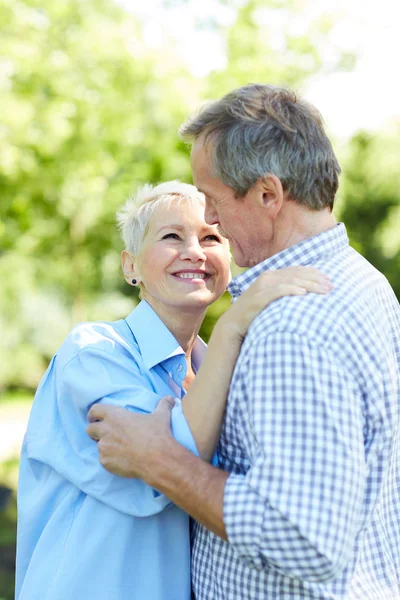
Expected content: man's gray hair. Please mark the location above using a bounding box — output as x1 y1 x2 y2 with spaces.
179 84 341 210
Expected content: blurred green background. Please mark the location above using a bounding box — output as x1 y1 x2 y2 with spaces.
1 0 399 597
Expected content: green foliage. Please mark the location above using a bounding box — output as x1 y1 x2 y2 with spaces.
0 491 17 600
199 291 232 343
337 129 400 299
0 0 398 391
206 0 351 96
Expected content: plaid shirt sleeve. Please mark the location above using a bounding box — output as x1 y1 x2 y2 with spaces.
223 330 366 583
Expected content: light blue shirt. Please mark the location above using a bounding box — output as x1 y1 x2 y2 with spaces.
16 300 205 600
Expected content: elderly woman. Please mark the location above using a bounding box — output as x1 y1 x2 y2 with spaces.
16 181 331 600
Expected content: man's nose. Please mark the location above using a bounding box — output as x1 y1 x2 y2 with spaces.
180 238 207 261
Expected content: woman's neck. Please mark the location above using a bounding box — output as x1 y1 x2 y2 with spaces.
142 296 206 356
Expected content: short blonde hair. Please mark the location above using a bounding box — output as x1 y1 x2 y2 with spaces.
117 180 205 255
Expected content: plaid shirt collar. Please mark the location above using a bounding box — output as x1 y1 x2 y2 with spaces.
228 222 349 300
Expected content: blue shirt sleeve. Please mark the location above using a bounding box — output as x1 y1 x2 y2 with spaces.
27 330 199 517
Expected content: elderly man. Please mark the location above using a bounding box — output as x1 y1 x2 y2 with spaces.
87 85 400 599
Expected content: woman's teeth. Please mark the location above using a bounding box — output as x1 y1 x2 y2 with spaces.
176 273 206 279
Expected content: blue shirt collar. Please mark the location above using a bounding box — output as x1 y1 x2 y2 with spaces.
228 223 349 300
125 300 207 370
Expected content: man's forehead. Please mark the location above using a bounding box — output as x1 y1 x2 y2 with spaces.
191 136 212 162
191 144 215 192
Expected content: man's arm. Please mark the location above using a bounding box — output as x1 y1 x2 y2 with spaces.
87 397 229 539
145 433 229 540
88 328 365 583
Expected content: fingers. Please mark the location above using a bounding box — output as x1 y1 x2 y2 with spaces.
289 278 332 295
286 267 332 288
261 266 330 284
86 421 105 442
155 395 175 414
271 280 331 297
87 404 123 440
289 266 328 278
87 403 126 423
259 267 333 295
87 403 106 423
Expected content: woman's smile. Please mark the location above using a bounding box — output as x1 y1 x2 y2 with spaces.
171 269 211 283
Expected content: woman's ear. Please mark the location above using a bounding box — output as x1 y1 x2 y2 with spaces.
121 251 141 286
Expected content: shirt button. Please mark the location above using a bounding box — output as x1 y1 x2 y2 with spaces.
177 364 183 372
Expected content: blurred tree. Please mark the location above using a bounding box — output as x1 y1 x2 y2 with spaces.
337 128 400 300
0 0 397 391
205 0 355 96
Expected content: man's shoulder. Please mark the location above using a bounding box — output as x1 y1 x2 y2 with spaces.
245 246 395 348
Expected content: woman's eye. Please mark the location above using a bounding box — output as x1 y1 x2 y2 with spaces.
162 233 180 240
204 235 221 242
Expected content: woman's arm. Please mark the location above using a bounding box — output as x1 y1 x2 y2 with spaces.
29 324 201 517
182 266 333 460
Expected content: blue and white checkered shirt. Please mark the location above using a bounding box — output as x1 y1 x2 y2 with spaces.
192 223 400 599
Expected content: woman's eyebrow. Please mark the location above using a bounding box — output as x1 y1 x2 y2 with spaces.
157 224 185 233
156 224 219 235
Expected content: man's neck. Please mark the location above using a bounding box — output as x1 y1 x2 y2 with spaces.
267 206 337 260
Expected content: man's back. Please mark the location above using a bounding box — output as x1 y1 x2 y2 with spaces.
192 224 400 599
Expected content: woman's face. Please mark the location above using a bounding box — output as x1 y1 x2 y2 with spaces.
133 198 231 316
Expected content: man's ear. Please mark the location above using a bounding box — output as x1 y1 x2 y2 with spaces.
121 250 141 286
256 175 285 220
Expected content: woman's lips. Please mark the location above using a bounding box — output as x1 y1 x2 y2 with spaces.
171 271 211 282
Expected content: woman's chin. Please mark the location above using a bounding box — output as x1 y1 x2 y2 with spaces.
172 294 219 313
144 289 223 315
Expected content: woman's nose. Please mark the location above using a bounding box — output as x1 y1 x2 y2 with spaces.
180 238 206 261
